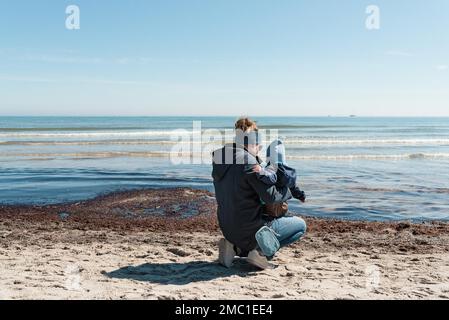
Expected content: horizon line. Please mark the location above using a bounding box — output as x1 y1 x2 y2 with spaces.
1 115 449 118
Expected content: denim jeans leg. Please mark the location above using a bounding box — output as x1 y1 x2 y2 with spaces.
268 216 307 248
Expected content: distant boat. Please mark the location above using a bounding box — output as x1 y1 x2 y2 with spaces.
349 115 356 118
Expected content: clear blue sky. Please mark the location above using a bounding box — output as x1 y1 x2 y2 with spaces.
0 0 448 116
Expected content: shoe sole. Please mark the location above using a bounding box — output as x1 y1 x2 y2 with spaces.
246 257 270 270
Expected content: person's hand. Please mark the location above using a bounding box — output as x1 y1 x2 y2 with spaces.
291 188 306 203
252 165 262 173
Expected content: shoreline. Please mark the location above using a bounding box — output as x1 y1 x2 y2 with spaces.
1 186 448 222
1 188 449 299
1 187 448 236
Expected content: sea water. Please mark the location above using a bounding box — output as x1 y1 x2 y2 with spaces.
1 116 448 221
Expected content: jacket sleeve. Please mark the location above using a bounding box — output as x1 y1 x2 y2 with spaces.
258 165 278 185
246 171 292 204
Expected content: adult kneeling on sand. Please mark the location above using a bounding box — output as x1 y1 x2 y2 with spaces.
212 118 307 269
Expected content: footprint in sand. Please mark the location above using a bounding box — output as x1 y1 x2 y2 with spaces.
166 248 190 257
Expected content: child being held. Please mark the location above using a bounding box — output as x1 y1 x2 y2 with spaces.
253 139 306 216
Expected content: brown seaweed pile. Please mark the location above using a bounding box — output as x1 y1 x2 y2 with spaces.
1 188 449 254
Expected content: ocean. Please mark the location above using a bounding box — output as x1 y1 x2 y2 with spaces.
1 116 448 221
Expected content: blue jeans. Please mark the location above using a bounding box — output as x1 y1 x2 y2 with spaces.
266 215 307 248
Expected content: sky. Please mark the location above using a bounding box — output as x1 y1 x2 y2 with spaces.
0 0 448 116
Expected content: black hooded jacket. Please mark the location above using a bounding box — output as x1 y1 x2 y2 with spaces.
212 143 292 252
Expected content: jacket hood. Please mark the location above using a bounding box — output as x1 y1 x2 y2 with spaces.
266 139 287 165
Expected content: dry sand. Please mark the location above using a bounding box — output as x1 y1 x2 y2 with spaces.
1 188 449 300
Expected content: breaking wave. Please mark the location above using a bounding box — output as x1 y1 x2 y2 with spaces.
287 153 449 161
2 151 449 161
1 137 449 147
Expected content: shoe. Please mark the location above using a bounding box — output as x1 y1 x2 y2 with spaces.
247 249 274 270
218 238 236 268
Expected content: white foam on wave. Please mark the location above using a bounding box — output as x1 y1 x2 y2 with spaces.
2 133 449 148
0 130 205 138
0 139 232 146
0 151 172 159
2 151 449 161
287 153 449 161
284 138 449 146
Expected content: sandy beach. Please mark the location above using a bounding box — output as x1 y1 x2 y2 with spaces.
1 188 449 300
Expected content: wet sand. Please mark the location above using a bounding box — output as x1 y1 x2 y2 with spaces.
1 188 449 299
